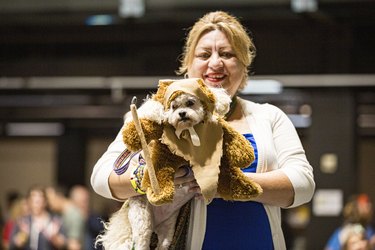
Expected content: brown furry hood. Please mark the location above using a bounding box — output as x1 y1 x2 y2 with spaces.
153 78 216 113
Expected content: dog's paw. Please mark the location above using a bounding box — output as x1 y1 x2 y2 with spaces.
146 188 174 206
209 87 231 116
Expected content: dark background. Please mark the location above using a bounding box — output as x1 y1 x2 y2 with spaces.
0 1 374 76
0 1 375 249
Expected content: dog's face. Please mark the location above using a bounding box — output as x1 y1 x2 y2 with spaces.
165 93 205 131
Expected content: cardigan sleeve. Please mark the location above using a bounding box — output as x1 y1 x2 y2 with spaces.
267 104 315 208
90 126 125 200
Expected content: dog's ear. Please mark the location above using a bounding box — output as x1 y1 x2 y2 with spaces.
153 79 175 104
196 78 216 105
209 87 231 117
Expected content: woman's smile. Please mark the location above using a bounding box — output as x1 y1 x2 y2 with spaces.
188 29 245 96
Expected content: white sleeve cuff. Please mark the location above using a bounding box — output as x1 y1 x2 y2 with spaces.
281 166 315 208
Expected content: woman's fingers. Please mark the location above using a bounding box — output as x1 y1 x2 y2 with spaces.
175 165 192 178
173 166 203 195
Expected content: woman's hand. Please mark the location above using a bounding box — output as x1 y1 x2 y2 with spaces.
45 219 66 249
174 165 201 196
152 166 199 227
14 219 29 247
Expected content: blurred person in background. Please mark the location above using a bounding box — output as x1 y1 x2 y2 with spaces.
0 203 5 246
45 186 85 250
9 185 66 250
0 190 22 247
69 185 103 250
4 191 22 217
2 196 29 249
1 203 4 248
340 223 371 250
325 193 375 250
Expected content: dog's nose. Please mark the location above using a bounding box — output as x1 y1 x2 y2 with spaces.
179 111 186 118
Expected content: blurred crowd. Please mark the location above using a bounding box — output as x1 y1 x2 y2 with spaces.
325 193 375 250
1 185 374 250
0 185 104 250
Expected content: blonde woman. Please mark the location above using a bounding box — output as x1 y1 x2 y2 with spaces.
91 11 315 249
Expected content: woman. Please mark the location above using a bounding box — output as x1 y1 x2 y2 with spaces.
91 11 315 249
325 194 375 250
2 197 29 249
340 224 371 250
9 185 66 250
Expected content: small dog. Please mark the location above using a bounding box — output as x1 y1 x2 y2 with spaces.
96 84 233 250
165 88 230 147
167 92 206 138
97 187 194 250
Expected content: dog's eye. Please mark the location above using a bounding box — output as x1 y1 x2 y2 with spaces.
172 103 178 110
186 100 195 107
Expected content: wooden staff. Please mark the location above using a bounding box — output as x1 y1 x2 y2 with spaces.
130 97 160 195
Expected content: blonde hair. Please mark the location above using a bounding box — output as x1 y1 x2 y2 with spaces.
176 11 256 90
9 197 28 220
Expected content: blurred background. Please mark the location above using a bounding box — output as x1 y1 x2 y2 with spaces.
0 0 374 249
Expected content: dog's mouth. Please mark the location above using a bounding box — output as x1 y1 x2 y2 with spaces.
179 117 190 122
175 118 194 131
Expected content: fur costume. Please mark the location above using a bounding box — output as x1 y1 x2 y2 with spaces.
97 78 262 249
124 78 262 205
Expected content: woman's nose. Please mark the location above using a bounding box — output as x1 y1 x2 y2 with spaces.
208 54 223 69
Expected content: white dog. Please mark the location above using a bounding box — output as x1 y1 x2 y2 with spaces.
96 85 231 250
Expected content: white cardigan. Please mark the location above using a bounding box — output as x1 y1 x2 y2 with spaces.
239 98 315 249
90 98 315 249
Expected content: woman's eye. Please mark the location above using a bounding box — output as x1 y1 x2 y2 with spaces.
221 52 234 59
197 52 210 59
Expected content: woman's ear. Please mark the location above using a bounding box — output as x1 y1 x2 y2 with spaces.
209 87 231 116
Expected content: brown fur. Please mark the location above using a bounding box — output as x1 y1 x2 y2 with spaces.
153 78 216 106
100 79 262 250
122 115 262 206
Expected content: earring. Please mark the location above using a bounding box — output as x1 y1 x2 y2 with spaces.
184 73 189 79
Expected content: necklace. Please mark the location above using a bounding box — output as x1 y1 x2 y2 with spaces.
224 96 238 120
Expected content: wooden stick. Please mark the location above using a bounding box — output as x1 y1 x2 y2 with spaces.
130 97 160 195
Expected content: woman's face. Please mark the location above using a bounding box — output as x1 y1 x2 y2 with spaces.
188 29 245 97
28 190 47 216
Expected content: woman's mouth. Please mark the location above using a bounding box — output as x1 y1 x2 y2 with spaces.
204 74 226 87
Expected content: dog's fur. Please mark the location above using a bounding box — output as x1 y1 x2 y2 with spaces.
96 79 262 249
166 92 206 132
97 190 194 250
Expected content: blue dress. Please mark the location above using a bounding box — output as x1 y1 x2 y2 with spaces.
202 134 274 250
